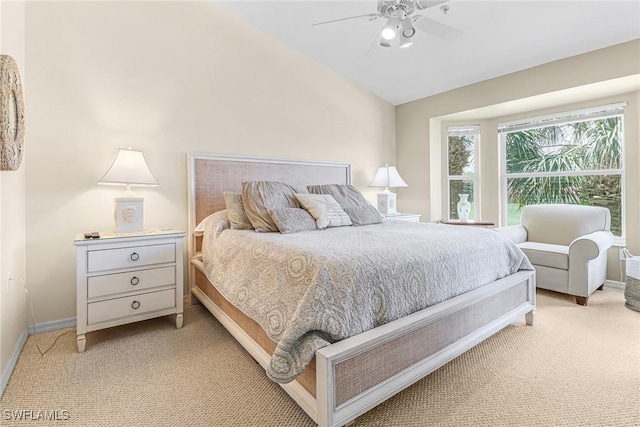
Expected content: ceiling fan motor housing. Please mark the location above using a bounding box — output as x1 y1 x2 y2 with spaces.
378 0 417 17
311 0 458 51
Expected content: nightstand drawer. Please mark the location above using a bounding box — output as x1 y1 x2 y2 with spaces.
87 243 175 272
87 289 175 325
88 266 176 298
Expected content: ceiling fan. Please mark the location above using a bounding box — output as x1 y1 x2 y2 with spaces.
312 0 462 51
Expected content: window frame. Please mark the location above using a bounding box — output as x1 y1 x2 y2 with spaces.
498 102 626 239
447 125 480 221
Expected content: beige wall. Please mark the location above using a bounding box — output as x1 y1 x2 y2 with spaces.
396 40 640 281
13 2 637 333
24 2 395 323
1 0 28 387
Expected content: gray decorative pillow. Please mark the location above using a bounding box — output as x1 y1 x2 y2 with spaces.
307 184 382 225
307 184 369 208
223 192 253 230
242 181 307 232
343 206 383 226
269 208 317 234
294 193 352 229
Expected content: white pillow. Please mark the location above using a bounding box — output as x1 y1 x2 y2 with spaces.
294 193 352 229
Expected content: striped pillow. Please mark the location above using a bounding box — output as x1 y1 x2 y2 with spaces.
242 181 307 232
307 184 382 226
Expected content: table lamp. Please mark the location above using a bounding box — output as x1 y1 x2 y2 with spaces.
368 164 408 215
98 148 158 233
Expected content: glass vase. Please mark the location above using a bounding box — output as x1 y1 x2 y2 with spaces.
457 194 471 221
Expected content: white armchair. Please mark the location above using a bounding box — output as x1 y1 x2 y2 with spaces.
497 204 614 305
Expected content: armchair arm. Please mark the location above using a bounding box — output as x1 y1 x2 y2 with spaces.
568 230 614 297
569 230 614 261
494 225 527 244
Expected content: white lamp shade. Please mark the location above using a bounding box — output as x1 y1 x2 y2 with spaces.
98 148 158 187
368 165 408 188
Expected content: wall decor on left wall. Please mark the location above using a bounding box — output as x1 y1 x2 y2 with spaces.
0 54 25 171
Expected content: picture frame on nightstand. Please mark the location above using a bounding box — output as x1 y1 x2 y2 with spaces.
114 197 144 233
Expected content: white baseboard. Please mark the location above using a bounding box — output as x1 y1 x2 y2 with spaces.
605 280 625 292
1 328 28 397
27 317 76 334
1 317 76 397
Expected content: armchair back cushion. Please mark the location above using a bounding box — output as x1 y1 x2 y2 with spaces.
521 204 611 246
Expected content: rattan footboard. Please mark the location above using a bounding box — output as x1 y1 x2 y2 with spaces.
315 271 535 427
331 280 528 407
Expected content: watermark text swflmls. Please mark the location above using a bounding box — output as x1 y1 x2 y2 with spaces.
3 409 70 421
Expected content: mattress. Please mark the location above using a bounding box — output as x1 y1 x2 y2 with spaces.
201 212 533 383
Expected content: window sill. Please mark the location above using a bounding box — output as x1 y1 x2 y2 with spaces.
613 238 626 247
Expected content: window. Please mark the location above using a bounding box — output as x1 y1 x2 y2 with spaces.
500 103 625 236
447 125 480 220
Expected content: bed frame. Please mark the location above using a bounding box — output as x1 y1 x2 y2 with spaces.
187 153 536 427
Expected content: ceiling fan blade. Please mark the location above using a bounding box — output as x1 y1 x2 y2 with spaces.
412 15 462 42
416 0 449 10
312 13 379 27
365 23 387 58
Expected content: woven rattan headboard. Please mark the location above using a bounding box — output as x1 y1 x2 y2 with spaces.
188 153 351 225
187 153 351 255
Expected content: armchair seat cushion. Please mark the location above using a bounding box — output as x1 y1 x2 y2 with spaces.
518 242 569 270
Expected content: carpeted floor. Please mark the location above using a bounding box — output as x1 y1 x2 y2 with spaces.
1 288 638 427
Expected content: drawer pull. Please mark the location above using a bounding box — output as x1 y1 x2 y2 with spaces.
131 300 141 310
130 252 140 262
130 276 140 286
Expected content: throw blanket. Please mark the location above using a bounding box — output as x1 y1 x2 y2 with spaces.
202 213 533 383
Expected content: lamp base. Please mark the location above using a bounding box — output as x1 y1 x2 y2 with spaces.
377 191 398 215
114 197 144 233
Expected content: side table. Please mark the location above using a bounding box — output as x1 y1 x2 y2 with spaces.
74 229 185 352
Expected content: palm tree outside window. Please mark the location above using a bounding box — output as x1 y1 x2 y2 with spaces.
499 103 625 237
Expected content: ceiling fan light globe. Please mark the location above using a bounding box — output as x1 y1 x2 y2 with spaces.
381 27 396 40
381 16 400 40
402 27 416 38
401 16 415 37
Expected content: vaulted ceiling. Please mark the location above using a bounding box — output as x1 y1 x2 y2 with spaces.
216 1 640 106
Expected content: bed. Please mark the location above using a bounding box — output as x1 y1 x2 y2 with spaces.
187 153 536 427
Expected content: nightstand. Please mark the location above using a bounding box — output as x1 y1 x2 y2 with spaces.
73 229 186 352
383 213 421 223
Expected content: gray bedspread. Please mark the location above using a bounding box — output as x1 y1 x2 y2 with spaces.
202 212 533 383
